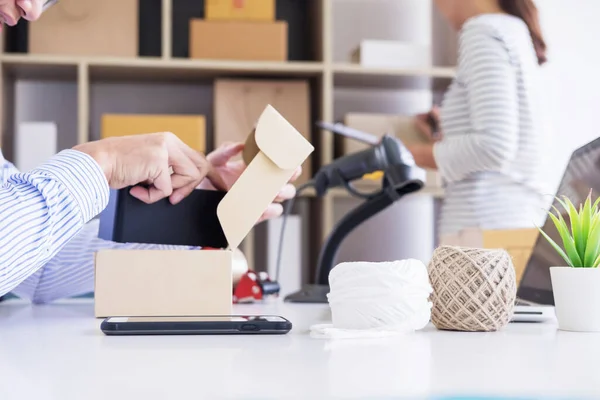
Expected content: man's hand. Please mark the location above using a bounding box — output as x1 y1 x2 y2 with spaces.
199 142 301 222
73 132 227 205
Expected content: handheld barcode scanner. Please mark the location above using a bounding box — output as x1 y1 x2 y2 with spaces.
310 122 422 198
281 121 426 304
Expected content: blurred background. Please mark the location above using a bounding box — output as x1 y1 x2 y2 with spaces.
0 0 596 297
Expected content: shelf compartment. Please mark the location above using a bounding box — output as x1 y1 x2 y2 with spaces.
1 75 79 162
172 0 324 62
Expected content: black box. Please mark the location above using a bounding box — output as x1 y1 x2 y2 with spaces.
98 187 228 248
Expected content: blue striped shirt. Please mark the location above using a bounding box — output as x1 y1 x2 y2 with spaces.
1 148 192 303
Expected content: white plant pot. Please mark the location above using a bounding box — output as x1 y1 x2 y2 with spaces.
550 267 600 332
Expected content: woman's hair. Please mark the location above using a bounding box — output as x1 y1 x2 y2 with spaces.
498 0 547 65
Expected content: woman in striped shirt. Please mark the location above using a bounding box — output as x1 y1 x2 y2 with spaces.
409 0 548 238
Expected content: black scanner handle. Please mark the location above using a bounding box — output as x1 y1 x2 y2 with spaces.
312 135 414 197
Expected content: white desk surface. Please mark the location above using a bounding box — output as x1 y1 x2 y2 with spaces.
1 299 599 400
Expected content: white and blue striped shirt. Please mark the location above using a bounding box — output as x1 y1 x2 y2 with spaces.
433 14 547 236
1 148 192 303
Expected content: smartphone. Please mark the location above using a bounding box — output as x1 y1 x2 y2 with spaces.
426 112 440 139
100 315 292 336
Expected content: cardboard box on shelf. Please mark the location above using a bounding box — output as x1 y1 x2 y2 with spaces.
101 114 206 152
344 112 441 188
93 105 314 318
15 122 57 172
189 20 288 61
28 0 137 57
351 40 431 69
214 78 312 184
205 0 275 21
439 228 539 285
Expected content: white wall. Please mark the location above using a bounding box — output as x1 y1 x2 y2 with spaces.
535 0 600 196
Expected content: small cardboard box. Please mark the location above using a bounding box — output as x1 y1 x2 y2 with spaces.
206 0 275 21
101 114 206 152
351 40 431 69
28 0 137 57
189 20 288 61
94 105 314 318
439 228 539 285
15 122 57 172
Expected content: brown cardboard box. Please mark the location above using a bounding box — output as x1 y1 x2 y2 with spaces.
94 105 314 318
101 114 206 152
206 0 275 21
28 0 137 57
344 112 440 188
439 228 539 285
189 20 288 61
214 79 312 184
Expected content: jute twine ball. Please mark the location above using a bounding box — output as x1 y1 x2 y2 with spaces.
428 246 517 332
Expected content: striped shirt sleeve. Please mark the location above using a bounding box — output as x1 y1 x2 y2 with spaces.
433 23 519 183
0 149 110 298
1 149 196 303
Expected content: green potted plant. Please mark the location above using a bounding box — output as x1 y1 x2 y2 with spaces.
539 191 600 332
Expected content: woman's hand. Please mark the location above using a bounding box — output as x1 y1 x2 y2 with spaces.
406 143 437 170
414 106 443 142
198 142 301 222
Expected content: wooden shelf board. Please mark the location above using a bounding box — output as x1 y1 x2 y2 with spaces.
0 54 325 81
332 63 455 89
333 63 456 78
0 54 78 80
90 60 324 81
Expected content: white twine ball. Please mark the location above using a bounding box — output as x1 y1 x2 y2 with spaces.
311 259 433 338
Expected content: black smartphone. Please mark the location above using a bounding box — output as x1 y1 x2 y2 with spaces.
100 315 292 336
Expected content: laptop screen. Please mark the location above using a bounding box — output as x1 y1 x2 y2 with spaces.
518 137 600 305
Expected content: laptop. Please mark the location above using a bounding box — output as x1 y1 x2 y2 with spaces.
512 136 600 322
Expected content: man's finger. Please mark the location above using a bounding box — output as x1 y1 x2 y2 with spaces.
170 181 200 205
167 141 202 182
274 184 296 203
207 142 245 166
205 165 228 192
258 203 284 222
130 168 173 204
178 144 228 192
289 166 302 183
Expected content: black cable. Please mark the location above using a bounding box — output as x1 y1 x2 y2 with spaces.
274 180 316 283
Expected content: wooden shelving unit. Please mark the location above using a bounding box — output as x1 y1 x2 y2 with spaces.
0 0 454 280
